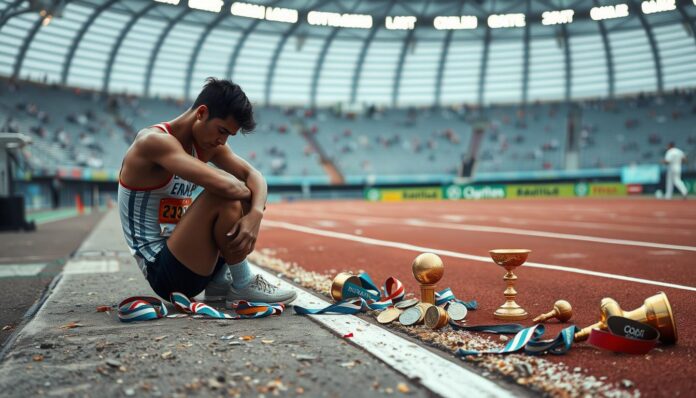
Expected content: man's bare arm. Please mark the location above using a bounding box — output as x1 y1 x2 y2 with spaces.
143 133 250 200
211 145 267 215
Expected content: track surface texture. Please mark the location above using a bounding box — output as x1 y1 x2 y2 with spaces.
258 198 695 397
0 211 105 346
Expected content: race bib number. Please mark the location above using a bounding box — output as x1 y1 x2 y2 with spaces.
158 198 192 224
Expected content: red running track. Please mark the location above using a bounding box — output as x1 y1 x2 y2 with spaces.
258 198 696 397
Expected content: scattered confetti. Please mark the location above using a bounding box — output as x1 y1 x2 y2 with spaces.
60 322 83 329
397 383 410 393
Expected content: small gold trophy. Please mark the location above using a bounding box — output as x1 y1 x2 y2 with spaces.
533 300 573 323
574 292 677 344
412 253 444 305
489 249 530 321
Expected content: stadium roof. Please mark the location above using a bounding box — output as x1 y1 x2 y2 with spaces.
0 0 695 106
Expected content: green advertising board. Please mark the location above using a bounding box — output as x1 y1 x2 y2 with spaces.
574 182 628 197
364 187 441 202
506 184 576 198
444 184 506 200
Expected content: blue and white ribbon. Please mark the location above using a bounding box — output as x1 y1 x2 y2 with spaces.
456 324 577 356
294 297 391 315
435 287 478 310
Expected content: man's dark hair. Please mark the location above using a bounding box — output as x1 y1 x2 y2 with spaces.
192 77 256 133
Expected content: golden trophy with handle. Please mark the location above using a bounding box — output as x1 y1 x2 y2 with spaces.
489 249 530 321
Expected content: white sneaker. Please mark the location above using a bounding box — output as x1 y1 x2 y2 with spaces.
225 274 297 306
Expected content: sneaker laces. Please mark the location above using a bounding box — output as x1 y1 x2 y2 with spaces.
249 275 277 294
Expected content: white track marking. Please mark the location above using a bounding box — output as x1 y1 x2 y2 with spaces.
63 259 119 275
251 264 515 398
0 264 45 278
263 220 696 292
271 209 696 252
402 219 696 252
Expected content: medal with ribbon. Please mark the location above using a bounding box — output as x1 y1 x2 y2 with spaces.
295 273 406 315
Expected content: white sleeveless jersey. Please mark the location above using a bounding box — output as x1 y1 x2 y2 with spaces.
117 122 199 274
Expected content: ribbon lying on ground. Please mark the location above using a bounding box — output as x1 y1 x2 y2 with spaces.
118 292 284 323
449 321 525 334
296 273 406 315
341 273 404 304
294 297 387 315
435 288 478 310
588 316 659 355
456 324 578 356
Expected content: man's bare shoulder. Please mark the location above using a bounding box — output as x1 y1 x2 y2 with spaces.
131 127 182 154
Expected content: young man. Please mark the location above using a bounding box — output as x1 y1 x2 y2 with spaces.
117 78 296 306
662 142 688 200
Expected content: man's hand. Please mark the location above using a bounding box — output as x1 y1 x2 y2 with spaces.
225 208 263 258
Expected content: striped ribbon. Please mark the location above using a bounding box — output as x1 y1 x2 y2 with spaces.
456 324 577 356
449 322 525 334
118 296 169 322
435 288 478 310
294 297 385 315
118 292 284 323
294 273 405 315
341 273 404 304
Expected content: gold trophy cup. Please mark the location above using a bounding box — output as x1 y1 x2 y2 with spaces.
412 253 444 305
489 249 530 321
574 292 677 344
533 300 573 323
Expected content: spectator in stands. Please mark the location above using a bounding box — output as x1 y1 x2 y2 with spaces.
663 142 688 200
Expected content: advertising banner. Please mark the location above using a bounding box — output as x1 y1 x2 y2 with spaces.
574 182 628 197
506 184 576 198
365 187 441 202
444 184 506 200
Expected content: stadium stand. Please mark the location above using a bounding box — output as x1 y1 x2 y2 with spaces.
2 77 695 180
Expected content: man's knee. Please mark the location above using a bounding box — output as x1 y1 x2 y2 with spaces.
199 190 250 211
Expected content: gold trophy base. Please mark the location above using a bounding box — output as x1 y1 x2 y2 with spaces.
494 301 529 321
420 284 436 305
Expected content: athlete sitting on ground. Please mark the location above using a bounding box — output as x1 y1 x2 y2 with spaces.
117 77 296 306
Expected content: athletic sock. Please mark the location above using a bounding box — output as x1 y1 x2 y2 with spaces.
229 259 253 288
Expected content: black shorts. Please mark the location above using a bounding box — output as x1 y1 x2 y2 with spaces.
145 243 226 300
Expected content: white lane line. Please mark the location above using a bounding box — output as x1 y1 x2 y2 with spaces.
251 264 515 398
63 259 119 275
271 210 696 252
403 219 696 252
263 220 696 292
0 264 45 278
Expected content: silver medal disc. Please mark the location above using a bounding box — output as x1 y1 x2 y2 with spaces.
398 307 422 326
446 302 468 321
395 298 419 310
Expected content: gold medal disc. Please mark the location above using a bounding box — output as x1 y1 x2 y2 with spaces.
377 307 403 324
